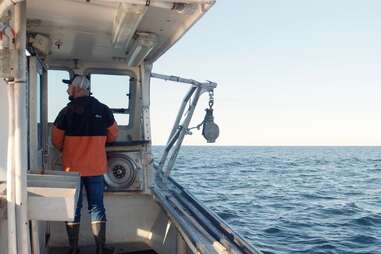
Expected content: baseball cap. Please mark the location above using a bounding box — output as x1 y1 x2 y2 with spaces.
62 74 90 90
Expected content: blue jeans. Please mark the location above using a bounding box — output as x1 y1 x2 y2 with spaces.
70 175 106 224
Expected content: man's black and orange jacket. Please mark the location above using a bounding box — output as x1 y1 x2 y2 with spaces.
52 96 118 176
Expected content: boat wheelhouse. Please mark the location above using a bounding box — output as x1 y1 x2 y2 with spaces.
0 1 262 253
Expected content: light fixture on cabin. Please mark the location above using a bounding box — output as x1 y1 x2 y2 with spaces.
173 3 198 15
126 32 158 67
30 34 51 56
112 3 146 49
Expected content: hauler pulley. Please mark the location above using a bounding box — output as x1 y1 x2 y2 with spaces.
201 89 219 143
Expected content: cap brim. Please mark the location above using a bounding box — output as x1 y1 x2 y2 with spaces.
62 79 72 84
62 74 80 85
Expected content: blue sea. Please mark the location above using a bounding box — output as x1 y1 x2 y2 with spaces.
153 146 381 254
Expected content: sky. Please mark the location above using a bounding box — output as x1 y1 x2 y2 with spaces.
47 1 381 146
149 0 381 146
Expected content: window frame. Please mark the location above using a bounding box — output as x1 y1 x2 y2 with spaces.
85 68 137 129
47 67 74 123
36 72 43 150
28 56 48 172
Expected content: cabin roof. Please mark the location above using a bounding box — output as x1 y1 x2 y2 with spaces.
26 0 215 66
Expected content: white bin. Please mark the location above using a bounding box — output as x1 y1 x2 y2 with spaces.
27 172 80 221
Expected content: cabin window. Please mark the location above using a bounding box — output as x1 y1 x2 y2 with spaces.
90 74 131 126
48 70 71 122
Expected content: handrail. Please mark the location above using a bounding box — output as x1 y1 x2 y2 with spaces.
167 177 262 254
153 175 263 254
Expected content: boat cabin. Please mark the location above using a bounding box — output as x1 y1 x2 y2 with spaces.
0 1 261 254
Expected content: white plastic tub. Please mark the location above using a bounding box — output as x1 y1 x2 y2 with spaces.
27 172 80 221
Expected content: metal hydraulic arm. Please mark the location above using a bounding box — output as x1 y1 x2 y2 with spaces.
150 73 217 178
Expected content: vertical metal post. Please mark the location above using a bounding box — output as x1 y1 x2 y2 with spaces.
7 81 17 254
140 63 154 193
140 63 153 141
28 57 38 172
14 1 31 253
42 67 48 172
30 221 41 254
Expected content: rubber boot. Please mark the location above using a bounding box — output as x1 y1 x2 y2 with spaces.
91 223 115 254
65 223 80 254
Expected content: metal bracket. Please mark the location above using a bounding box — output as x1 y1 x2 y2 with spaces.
151 73 217 91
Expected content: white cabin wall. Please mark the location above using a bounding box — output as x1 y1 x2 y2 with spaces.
0 80 9 182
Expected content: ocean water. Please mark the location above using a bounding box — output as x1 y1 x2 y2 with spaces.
152 146 381 254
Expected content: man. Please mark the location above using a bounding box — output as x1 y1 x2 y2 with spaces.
52 74 118 254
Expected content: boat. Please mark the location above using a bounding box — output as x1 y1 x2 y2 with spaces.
0 1 263 253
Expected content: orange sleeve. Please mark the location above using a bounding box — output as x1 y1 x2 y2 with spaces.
52 126 65 151
106 121 118 143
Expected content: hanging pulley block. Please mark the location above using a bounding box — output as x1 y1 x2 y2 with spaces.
202 108 219 143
